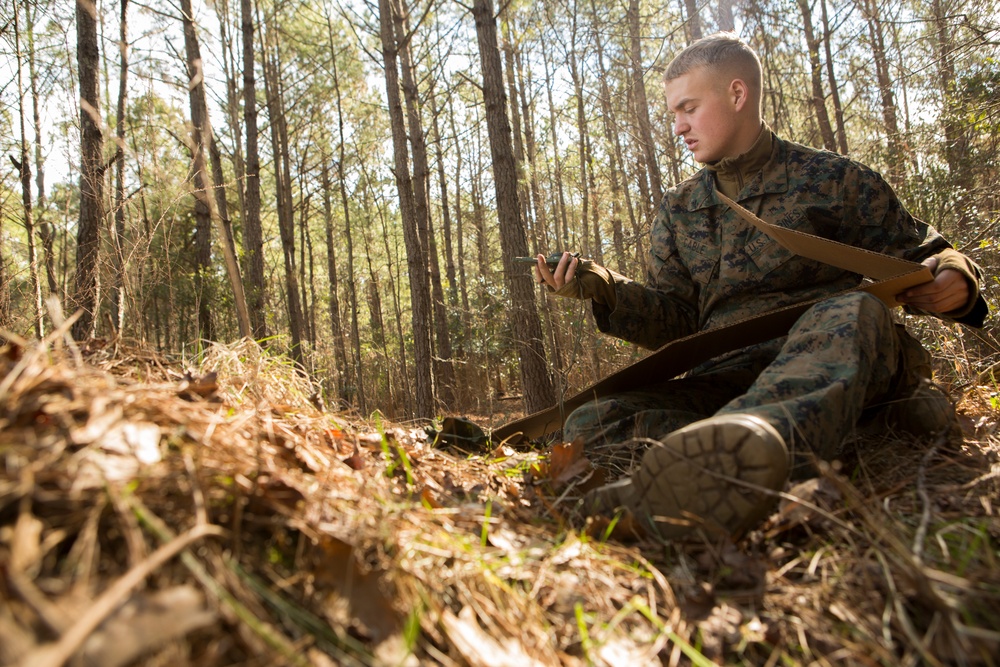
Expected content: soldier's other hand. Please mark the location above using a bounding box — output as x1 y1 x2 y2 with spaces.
535 252 618 308
535 252 578 291
898 257 970 314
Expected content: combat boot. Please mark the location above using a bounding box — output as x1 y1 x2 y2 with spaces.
584 414 789 539
883 379 957 437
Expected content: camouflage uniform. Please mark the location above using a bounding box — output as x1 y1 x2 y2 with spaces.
565 131 987 474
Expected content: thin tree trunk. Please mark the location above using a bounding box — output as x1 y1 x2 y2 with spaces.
820 0 849 155
369 166 414 415
0 202 9 329
327 27 367 413
540 37 570 249
72 0 105 341
321 163 349 403
26 0 56 299
261 15 305 363
181 0 251 341
447 94 472 343
472 0 555 413
217 0 246 219
683 0 703 42
860 0 904 180
111 0 129 335
394 0 455 407
501 9 531 243
14 1 44 337
298 185 313 346
591 8 626 269
628 0 663 206
241 0 266 338
717 0 735 32
513 33 549 254
931 0 972 226
378 0 434 417
798 0 837 151
430 84 458 311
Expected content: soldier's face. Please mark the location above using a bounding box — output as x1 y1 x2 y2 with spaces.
666 67 742 164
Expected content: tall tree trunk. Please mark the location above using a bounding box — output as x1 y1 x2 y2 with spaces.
327 29 367 414
260 15 305 363
378 0 434 418
472 0 555 413
26 0 57 300
111 0 129 335
14 1 44 337
820 0 849 155
628 0 663 207
540 37 570 249
72 0 105 341
217 0 246 219
717 0 735 32
181 0 251 341
683 0 703 42
322 163 349 404
297 184 314 346
241 0 267 338
590 0 627 266
931 0 972 226
394 0 455 407
501 8 531 243
797 0 837 152
447 94 472 345
860 0 903 181
566 9 592 257
181 0 213 342
0 205 9 328
513 32 549 254
430 84 458 311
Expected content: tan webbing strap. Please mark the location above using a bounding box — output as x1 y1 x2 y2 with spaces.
491 194 933 443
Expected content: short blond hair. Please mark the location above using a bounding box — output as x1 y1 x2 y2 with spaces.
665 32 762 104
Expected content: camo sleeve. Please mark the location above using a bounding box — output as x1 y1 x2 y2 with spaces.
846 164 988 326
591 201 700 350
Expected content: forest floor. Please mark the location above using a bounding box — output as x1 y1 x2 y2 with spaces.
1 331 999 666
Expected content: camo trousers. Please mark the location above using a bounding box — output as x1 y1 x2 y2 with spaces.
563 292 929 477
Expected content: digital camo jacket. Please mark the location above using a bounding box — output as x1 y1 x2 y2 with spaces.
593 132 988 365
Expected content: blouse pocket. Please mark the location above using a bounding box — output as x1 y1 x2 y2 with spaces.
675 235 719 285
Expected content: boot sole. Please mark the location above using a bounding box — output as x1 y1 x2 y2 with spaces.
631 414 789 539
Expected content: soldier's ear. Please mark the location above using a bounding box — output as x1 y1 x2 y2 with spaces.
730 79 750 111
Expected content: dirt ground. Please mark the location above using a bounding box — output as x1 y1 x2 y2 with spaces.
1 334 998 666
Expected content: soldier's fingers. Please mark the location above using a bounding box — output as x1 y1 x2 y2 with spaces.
565 256 579 282
899 269 968 313
535 255 556 288
553 252 573 286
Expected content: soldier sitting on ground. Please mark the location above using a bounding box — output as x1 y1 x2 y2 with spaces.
534 32 988 539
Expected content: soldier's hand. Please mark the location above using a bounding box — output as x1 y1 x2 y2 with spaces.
898 257 970 314
534 251 618 308
534 252 579 291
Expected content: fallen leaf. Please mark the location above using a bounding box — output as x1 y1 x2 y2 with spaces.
773 477 842 531
530 438 606 493
548 439 585 481
10 510 44 575
420 487 442 509
178 370 219 401
312 536 401 643
80 585 216 667
583 510 647 542
343 450 367 470
440 606 545 667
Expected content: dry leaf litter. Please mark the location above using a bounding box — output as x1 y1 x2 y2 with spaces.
1 332 998 666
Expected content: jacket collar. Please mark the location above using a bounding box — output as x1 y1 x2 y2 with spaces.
685 128 790 212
